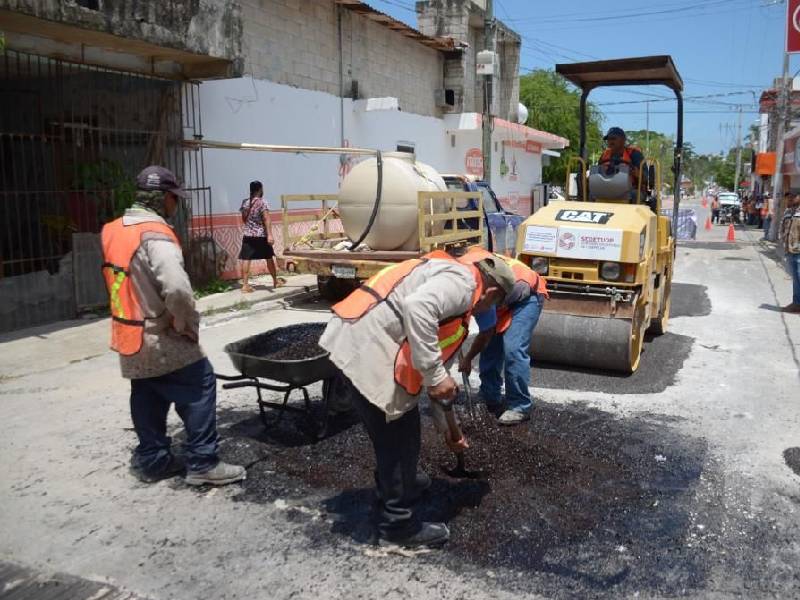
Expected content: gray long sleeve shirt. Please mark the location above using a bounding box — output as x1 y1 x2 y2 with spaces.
319 259 477 421
118 208 205 379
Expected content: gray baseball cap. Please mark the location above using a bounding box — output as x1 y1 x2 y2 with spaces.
474 255 516 296
136 165 190 198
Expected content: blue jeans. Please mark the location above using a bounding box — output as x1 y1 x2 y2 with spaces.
129 358 219 475
789 252 800 305
479 294 543 414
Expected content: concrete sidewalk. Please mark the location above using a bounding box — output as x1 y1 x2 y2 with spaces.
0 273 317 380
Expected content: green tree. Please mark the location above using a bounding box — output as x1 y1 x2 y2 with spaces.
625 129 675 190
519 69 604 185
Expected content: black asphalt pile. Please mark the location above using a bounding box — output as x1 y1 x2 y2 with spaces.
534 332 694 394
236 323 327 361
217 401 711 596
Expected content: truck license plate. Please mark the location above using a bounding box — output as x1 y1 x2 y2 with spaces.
332 265 356 279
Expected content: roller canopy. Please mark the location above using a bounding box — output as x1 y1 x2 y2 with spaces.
555 56 683 92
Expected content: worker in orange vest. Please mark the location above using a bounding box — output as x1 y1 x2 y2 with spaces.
457 247 547 425
320 251 516 548
598 127 645 190
101 166 245 486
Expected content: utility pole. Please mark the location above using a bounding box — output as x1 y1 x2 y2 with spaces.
481 0 494 184
733 105 743 196
645 101 650 155
769 51 791 242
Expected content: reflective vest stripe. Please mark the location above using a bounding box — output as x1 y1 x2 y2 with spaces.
437 324 466 350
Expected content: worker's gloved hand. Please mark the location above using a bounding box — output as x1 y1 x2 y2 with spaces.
427 375 457 402
457 355 472 374
444 431 469 453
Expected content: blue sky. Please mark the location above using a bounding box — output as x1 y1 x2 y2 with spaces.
370 0 792 155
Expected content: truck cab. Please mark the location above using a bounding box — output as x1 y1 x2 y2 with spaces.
441 174 524 255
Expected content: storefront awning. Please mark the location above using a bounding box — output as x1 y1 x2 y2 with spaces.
443 113 569 149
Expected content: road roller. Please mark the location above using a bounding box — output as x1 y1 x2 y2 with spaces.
516 56 684 372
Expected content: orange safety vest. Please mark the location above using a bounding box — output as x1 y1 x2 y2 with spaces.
332 250 483 396
101 218 180 356
457 247 548 334
599 145 641 166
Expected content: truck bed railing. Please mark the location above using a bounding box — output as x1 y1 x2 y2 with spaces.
418 191 483 252
281 194 342 251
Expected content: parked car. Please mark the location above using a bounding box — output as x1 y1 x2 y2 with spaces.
441 174 524 254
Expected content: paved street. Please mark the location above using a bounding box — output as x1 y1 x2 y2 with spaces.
1 198 799 599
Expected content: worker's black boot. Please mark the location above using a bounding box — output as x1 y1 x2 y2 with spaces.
374 470 431 502
382 522 450 548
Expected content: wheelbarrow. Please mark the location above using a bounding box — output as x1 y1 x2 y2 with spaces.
216 323 342 440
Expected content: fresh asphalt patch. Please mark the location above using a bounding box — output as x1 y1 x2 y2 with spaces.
532 332 694 394
208 400 796 597
783 447 800 477
680 241 740 251
670 282 712 318
213 402 709 597
531 282 706 394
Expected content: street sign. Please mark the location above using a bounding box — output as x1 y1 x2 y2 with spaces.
788 0 800 53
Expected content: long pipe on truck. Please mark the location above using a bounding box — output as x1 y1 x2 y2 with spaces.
181 138 383 251
181 139 379 156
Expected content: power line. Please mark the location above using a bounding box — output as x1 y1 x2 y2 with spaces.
504 0 746 24
513 0 765 33
510 0 751 25
603 110 760 114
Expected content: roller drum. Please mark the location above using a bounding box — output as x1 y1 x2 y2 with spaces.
531 313 637 373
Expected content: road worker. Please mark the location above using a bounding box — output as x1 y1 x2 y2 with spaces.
599 126 644 190
457 247 547 425
101 166 245 486
319 251 516 548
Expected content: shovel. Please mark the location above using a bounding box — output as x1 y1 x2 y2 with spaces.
437 392 482 479
459 349 476 423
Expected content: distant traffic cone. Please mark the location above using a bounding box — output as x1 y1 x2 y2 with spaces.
701 196 708 208
726 222 736 242
704 216 712 230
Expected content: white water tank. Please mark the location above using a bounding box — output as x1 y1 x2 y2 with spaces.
338 153 447 251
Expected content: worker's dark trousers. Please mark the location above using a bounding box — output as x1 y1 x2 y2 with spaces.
129 358 220 476
349 386 422 538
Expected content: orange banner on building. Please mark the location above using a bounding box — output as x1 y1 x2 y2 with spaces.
756 152 777 176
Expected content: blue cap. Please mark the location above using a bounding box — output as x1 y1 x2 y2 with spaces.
603 127 626 140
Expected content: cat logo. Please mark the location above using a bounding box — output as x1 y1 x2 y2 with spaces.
555 209 614 225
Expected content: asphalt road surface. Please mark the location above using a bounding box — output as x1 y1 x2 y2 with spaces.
1 199 799 599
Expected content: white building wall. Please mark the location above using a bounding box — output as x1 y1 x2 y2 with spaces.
197 77 550 275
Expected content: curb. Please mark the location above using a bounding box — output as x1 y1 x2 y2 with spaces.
197 274 318 316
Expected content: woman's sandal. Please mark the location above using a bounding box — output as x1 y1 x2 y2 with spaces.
241 284 254 293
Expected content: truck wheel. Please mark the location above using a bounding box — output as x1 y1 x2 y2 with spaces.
317 275 359 302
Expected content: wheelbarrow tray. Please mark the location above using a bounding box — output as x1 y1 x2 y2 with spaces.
224 331 337 387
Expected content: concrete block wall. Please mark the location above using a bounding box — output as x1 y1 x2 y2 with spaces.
418 0 520 119
0 0 243 67
240 0 444 118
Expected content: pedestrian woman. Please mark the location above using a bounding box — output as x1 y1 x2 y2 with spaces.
239 180 283 293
